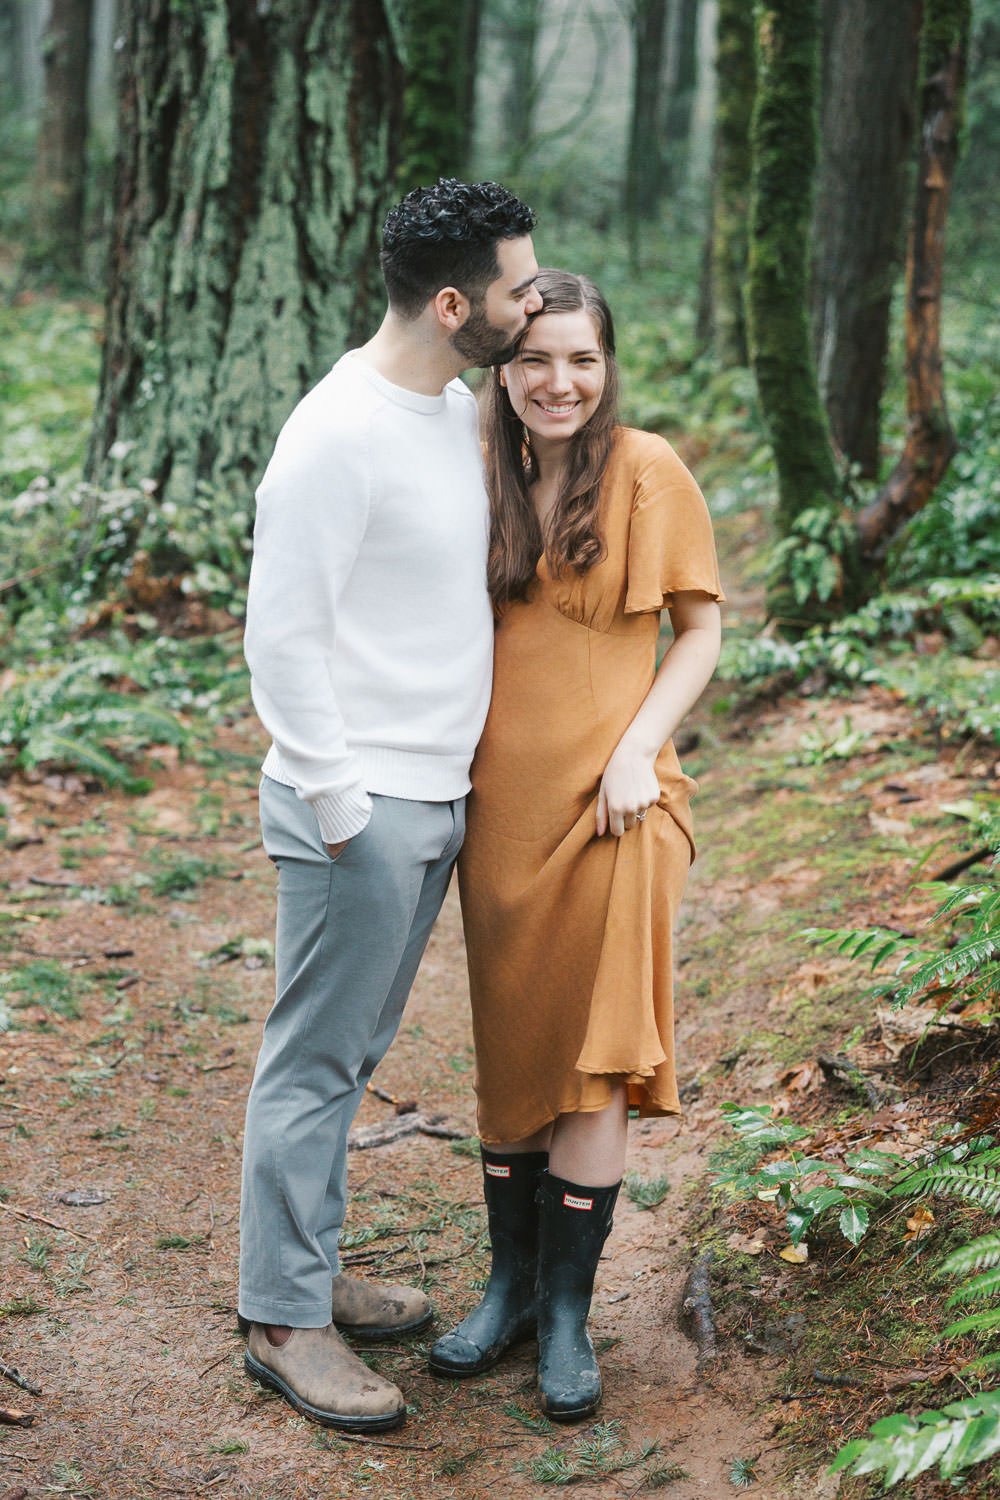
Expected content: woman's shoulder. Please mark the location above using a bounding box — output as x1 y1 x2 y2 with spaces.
609 427 693 486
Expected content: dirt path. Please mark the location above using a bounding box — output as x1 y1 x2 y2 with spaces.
0 676 861 1500
6 547 985 1497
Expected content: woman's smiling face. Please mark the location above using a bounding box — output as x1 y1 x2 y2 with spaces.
501 309 607 446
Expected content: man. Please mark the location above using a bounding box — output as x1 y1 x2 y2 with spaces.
239 179 541 1432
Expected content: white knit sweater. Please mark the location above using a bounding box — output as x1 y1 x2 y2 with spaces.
244 353 494 842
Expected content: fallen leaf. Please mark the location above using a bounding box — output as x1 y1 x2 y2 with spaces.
903 1205 935 1242
777 1062 819 1093
55 1189 109 1208
727 1231 767 1257
779 1243 809 1265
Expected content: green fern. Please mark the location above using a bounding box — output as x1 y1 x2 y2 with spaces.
942 1308 1000 1340
892 1161 1000 1214
940 1232 1000 1278
946 1267 1000 1308
806 860 999 1016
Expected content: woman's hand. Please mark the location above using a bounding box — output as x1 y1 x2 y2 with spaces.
596 744 660 837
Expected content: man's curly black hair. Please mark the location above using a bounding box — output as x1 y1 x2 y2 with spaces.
380 179 537 320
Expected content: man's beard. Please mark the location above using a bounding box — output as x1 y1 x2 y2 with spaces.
450 303 522 368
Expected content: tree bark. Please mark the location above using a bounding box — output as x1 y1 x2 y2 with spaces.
811 0 920 478
855 0 971 559
663 0 700 189
625 0 669 233
747 0 839 540
87 0 403 514
500 0 541 173
460 0 483 153
30 0 95 272
708 0 755 364
399 0 481 188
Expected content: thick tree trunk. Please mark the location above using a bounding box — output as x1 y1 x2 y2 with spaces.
856 0 970 560
0 0 47 117
87 0 403 513
400 0 480 188
663 0 700 188
30 0 94 271
811 0 920 478
461 0 483 152
747 0 839 539
501 0 541 173
625 0 669 231
709 0 755 364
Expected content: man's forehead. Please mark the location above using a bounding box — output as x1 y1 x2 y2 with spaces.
495 235 538 288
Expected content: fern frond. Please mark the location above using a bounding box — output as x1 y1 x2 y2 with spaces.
940 1233 1000 1279
892 1163 1000 1214
942 1307 1000 1340
946 1268 1000 1308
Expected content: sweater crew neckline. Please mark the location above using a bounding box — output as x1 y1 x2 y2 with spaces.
343 351 451 415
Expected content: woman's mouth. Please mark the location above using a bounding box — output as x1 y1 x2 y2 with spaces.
536 401 578 416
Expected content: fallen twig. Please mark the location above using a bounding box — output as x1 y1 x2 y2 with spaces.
0 564 52 594
817 1052 888 1109
0 1199 93 1242
347 1113 467 1150
198 1351 233 1379
0 1360 41 1398
0 1407 34 1428
679 1249 718 1369
322 1431 442 1452
928 845 994 884
27 875 79 890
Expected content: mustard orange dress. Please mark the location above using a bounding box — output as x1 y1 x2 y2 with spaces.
459 427 725 1145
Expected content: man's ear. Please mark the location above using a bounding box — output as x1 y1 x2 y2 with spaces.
498 365 508 387
432 286 470 332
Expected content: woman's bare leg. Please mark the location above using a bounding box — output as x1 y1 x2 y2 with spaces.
548 1085 628 1185
492 1084 628 1184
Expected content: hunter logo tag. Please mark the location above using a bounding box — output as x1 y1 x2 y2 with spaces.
484 1163 511 1178
563 1192 594 1210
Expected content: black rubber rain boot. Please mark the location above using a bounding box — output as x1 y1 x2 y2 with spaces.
428 1149 548 1376
536 1171 620 1421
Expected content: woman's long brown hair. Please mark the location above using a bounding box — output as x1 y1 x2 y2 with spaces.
482 268 620 610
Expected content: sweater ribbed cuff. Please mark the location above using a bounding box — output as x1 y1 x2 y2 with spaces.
308 784 373 843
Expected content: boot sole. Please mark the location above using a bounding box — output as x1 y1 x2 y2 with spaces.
427 1327 536 1378
237 1307 433 1343
542 1398 601 1423
244 1350 406 1433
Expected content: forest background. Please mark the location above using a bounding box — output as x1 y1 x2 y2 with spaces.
1 2 999 1498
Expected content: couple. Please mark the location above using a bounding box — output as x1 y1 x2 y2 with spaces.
239 179 724 1434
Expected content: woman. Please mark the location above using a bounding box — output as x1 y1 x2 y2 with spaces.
429 271 724 1420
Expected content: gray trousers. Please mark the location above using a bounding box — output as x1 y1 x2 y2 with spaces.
238 775 464 1327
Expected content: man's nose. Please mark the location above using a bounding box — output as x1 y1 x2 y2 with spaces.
524 283 543 315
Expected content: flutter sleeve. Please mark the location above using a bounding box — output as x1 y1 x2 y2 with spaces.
623 432 725 614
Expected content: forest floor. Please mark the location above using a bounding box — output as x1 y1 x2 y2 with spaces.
1 508 998 1500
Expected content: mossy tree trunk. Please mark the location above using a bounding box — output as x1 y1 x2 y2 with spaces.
30 0 95 273
87 0 403 513
625 0 669 240
399 0 482 189
811 0 920 478
708 0 755 365
855 0 971 560
747 0 844 622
